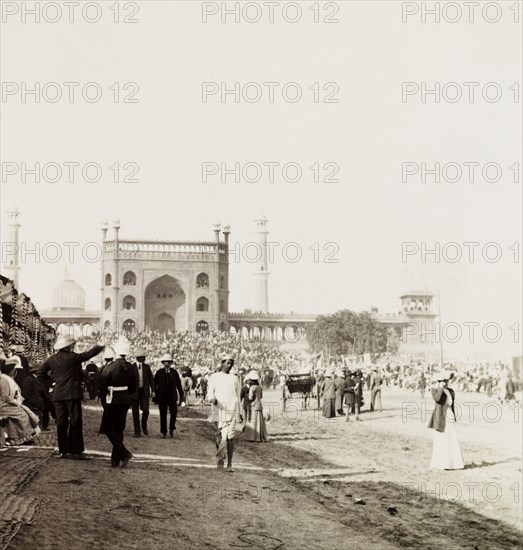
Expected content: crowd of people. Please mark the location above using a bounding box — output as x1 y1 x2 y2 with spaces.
0 332 275 471
326 353 520 404
1 329 520 472
75 330 297 376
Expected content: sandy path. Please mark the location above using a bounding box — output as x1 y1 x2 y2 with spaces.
4 389 522 550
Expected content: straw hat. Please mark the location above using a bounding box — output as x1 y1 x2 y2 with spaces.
103 348 115 360
432 370 454 382
245 369 259 381
134 348 146 358
160 353 174 363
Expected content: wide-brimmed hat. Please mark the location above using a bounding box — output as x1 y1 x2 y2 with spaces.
245 369 259 381
5 357 21 369
114 341 130 356
54 336 76 351
160 353 174 363
103 348 115 360
134 348 146 357
433 370 454 382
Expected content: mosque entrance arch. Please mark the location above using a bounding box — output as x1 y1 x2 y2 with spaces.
156 313 175 332
144 275 186 332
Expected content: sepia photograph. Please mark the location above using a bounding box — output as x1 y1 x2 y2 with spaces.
0 1 522 549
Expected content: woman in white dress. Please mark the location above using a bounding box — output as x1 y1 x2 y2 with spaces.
428 370 464 470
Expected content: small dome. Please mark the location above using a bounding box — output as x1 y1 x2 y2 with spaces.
52 267 85 311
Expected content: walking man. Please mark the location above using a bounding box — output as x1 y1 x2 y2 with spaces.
84 362 99 400
98 342 136 467
130 348 154 437
154 354 185 438
207 355 240 472
38 335 104 459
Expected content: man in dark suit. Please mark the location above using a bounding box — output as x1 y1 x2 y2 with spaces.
154 353 185 438
84 362 99 400
129 348 154 437
38 335 104 459
98 342 136 467
22 364 56 431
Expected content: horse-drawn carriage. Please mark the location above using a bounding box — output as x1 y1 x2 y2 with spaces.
284 373 316 410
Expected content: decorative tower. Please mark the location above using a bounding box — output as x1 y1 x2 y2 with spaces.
253 217 269 313
2 208 21 288
399 290 438 359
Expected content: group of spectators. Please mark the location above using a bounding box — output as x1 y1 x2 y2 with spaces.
326 352 520 403
2 329 520 450
75 330 298 376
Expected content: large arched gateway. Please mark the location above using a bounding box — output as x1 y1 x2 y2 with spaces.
144 275 186 332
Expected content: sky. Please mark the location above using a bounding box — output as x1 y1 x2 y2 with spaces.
1 1 521 358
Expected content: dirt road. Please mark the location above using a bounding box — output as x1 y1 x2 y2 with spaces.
1 387 521 550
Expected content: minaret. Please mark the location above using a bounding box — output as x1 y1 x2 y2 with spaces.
3 208 21 288
253 217 269 313
112 220 121 330
100 220 108 323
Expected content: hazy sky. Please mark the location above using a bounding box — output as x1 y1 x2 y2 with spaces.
1 1 521 357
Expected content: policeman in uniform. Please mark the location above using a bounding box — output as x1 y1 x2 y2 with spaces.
98 342 136 468
98 348 115 403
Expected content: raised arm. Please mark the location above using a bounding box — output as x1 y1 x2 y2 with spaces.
75 345 105 364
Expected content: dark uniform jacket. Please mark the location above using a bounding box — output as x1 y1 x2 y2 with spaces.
22 373 53 413
38 345 104 401
154 367 184 403
129 362 154 400
98 358 137 406
85 363 100 381
428 387 456 433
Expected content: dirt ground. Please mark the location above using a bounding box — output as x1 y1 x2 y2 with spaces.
1 387 522 550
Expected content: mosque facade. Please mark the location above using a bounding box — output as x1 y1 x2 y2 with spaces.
2 211 438 358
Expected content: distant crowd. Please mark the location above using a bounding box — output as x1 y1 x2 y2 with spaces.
325 353 520 401
75 330 298 376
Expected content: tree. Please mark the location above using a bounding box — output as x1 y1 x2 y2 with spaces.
306 310 391 356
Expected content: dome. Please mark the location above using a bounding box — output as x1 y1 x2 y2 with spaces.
52 267 86 311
